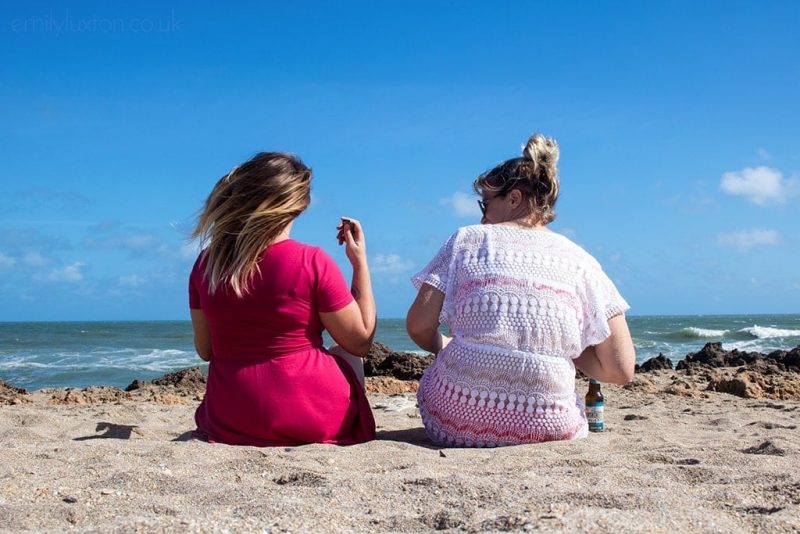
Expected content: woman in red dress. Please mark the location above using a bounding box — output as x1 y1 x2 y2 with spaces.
189 152 376 446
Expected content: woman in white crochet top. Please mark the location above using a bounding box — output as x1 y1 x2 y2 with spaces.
407 133 636 447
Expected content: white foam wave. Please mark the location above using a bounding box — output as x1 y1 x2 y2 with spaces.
739 326 800 339
683 327 728 337
0 349 196 373
0 359 50 370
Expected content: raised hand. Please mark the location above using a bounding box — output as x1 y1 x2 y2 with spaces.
336 217 367 267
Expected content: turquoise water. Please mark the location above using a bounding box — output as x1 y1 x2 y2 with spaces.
1 315 799 391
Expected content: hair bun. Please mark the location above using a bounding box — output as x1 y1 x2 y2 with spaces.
522 133 559 180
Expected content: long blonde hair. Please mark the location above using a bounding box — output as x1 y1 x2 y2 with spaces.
192 152 311 297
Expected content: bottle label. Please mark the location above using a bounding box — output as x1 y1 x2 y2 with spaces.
586 402 604 432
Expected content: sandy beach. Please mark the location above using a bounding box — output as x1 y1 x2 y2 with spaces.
1 345 799 533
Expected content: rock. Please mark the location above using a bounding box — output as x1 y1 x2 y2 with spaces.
784 347 800 369
622 375 660 394
707 372 764 399
675 342 739 369
676 342 799 372
151 367 206 389
124 379 146 392
635 354 673 373
0 379 29 405
48 386 129 405
364 342 393 375
376 353 429 381
664 377 702 397
125 367 207 400
704 366 800 400
365 342 431 381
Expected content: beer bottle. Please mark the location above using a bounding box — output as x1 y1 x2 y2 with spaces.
585 379 605 432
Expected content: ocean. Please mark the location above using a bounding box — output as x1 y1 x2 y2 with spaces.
1 315 799 391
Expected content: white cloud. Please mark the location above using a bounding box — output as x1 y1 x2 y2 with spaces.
757 148 771 161
716 229 779 252
371 254 414 274
440 192 482 218
0 252 16 269
720 166 798 205
119 274 145 287
85 233 160 251
46 262 85 282
22 252 47 266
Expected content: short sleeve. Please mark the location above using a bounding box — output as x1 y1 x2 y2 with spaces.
189 255 203 310
411 232 457 293
313 249 354 313
578 263 630 351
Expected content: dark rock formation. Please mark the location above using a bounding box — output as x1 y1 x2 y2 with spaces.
635 354 673 373
123 367 207 402
365 342 432 381
125 367 206 393
676 343 800 373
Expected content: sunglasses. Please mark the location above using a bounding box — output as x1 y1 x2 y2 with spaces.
477 194 501 216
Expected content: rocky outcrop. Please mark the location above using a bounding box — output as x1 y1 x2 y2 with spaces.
676 342 800 372
124 367 207 403
3 343 800 404
47 386 129 405
706 368 800 400
0 380 29 405
364 342 432 381
126 367 206 394
635 354 674 373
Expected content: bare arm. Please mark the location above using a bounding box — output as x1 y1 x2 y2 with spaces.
406 283 452 354
573 314 636 384
319 218 376 357
190 308 213 362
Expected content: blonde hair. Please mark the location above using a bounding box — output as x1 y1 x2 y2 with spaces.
192 152 311 297
473 133 560 225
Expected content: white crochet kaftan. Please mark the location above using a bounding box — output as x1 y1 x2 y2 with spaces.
412 224 629 447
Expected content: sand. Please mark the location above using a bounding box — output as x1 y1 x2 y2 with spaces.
1 372 799 533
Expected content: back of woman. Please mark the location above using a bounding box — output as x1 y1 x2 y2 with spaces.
413 224 627 446
189 152 377 447
191 240 369 446
407 133 635 447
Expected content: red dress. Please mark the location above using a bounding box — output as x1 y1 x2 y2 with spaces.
189 239 376 446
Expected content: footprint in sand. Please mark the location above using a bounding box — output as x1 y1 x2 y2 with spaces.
623 414 648 421
272 471 327 487
742 440 787 456
746 421 797 430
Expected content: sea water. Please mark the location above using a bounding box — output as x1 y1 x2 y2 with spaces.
1 315 798 391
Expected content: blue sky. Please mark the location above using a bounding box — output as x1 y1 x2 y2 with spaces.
1 1 798 321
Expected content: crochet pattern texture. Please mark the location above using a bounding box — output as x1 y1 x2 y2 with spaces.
412 224 628 447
